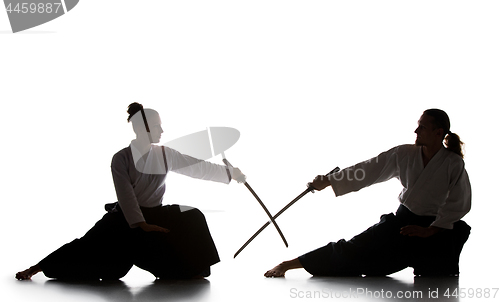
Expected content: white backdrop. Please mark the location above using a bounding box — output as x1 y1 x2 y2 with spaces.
1 1 499 301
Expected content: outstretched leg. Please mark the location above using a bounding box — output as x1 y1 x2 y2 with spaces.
16 264 42 280
264 258 303 277
16 211 134 281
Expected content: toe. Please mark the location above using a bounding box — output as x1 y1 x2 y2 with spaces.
264 270 276 278
264 269 284 278
15 272 27 280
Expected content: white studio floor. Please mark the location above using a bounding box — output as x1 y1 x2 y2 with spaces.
4 207 499 302
5 266 491 302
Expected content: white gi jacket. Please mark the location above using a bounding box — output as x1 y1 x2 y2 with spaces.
329 144 471 229
111 144 233 227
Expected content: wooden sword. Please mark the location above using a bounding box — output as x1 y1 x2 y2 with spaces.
233 166 340 258
222 157 289 249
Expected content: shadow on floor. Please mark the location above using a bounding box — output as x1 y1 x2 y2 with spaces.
304 275 460 301
43 278 211 302
12 275 463 302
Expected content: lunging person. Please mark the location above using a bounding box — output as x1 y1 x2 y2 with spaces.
16 103 244 281
265 109 471 278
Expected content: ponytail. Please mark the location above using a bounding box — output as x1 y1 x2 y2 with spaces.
423 109 465 158
445 132 464 158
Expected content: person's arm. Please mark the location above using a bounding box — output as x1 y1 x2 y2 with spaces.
400 225 443 237
311 146 401 194
164 146 241 184
111 152 146 227
133 221 169 233
333 146 400 196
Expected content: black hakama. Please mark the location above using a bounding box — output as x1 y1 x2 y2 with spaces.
38 210 135 280
38 204 220 280
298 205 470 277
133 205 220 279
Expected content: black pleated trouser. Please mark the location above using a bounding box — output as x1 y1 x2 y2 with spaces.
298 205 471 277
133 205 220 279
38 208 135 280
38 204 220 280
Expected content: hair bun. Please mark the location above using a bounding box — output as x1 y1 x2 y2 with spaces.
127 102 144 122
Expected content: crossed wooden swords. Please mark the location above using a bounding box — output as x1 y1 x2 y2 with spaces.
223 157 339 258
138 110 331 257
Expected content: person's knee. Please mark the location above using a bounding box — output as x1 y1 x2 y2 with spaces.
183 207 206 221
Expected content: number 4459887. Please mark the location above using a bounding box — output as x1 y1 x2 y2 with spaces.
5 3 62 14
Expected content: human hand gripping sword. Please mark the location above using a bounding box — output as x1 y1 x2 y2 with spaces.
233 166 340 258
222 155 289 249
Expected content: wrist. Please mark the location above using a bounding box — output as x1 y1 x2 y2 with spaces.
133 221 148 229
428 226 442 235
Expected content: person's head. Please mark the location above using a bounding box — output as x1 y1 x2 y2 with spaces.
127 102 163 144
414 109 464 158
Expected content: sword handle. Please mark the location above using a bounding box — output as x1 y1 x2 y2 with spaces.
222 158 232 167
223 158 245 183
309 167 340 193
326 167 339 176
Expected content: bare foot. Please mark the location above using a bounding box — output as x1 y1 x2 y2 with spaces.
264 263 288 277
16 265 41 280
264 258 303 278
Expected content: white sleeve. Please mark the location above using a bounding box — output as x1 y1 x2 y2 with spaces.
330 146 400 197
111 152 145 227
164 147 233 184
431 166 472 229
